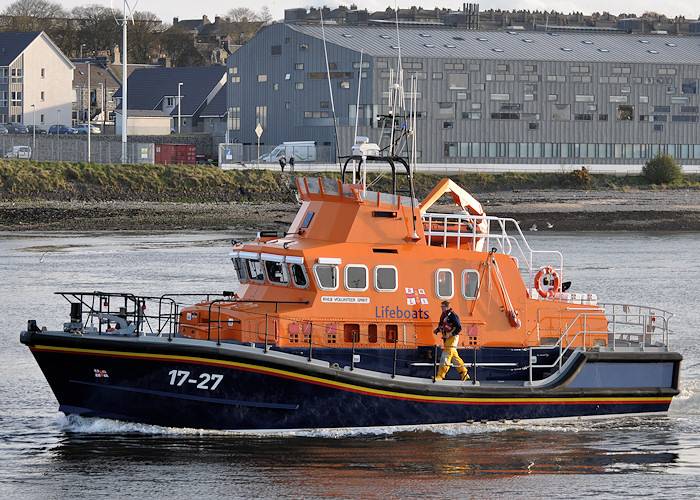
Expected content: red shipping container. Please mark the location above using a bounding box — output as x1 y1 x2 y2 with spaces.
155 144 176 164
155 144 197 164
174 144 197 164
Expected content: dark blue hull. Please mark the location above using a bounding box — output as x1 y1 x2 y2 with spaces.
21 330 682 430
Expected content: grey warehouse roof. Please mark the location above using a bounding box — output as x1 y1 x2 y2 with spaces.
287 24 700 64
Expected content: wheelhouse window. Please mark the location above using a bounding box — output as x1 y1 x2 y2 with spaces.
246 259 265 283
314 264 338 291
232 257 249 283
344 265 368 291
264 259 289 285
462 270 479 299
436 269 454 299
289 263 309 288
374 266 398 292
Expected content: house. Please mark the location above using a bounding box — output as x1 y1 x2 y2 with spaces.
71 59 122 127
71 51 159 129
114 109 171 135
0 31 74 128
172 16 212 36
114 66 227 134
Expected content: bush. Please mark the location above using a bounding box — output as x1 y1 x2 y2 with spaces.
565 167 590 188
642 153 682 184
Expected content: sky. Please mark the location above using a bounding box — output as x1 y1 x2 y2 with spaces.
2 0 697 24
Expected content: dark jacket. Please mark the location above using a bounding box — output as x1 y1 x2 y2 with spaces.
438 309 462 337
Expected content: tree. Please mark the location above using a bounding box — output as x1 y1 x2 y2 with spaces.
225 7 268 44
0 0 66 32
70 5 121 58
160 26 206 66
642 152 683 184
128 11 161 63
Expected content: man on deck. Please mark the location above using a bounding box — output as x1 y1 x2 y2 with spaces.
434 300 469 381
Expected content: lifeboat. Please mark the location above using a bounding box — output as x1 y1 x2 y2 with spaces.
20 160 682 430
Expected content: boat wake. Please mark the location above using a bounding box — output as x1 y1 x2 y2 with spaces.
56 408 696 439
669 379 700 415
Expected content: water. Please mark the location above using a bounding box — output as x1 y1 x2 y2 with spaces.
1 230 700 498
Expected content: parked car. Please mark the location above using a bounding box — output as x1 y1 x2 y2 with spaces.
27 125 48 135
48 125 78 134
3 122 28 133
0 125 7 135
4 145 32 159
74 124 101 134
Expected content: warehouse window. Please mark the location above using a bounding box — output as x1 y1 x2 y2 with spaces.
617 105 634 121
682 79 698 94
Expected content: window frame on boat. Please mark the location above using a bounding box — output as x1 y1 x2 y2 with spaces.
261 253 289 286
287 256 309 288
236 251 265 283
230 252 249 283
374 265 398 292
462 269 480 299
246 259 265 283
344 264 369 292
435 268 454 299
313 262 339 291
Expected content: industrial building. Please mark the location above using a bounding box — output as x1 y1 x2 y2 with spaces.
226 22 700 170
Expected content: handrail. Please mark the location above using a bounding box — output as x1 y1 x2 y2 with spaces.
526 303 674 383
421 212 564 283
57 292 674 384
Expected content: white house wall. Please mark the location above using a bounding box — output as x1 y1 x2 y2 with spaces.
22 33 74 127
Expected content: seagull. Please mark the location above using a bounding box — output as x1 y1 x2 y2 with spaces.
546 222 553 229
39 252 47 263
529 224 538 231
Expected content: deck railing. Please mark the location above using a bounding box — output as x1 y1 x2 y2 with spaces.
527 303 674 383
422 212 564 284
57 292 674 385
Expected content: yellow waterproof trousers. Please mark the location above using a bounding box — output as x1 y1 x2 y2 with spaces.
436 335 469 381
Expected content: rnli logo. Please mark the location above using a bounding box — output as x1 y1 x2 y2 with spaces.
405 287 428 306
94 369 109 378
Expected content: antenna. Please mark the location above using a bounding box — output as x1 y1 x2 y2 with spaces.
113 0 135 164
319 10 341 167
352 49 363 185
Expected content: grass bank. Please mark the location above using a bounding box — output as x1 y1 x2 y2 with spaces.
1 159 698 202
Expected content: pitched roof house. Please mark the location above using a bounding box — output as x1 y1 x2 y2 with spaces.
113 66 227 134
0 31 74 127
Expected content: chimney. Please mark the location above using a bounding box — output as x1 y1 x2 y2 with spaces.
173 17 179 24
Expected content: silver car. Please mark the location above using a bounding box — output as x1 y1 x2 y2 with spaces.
74 124 101 134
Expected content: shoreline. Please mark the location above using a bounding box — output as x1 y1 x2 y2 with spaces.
1 188 699 232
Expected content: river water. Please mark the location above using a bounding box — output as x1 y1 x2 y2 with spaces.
1 230 699 498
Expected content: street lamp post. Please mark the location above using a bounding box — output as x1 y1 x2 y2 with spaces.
57 108 61 161
177 82 183 134
87 61 91 162
98 82 105 133
31 104 35 159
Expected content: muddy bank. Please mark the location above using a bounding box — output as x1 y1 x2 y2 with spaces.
1 188 699 232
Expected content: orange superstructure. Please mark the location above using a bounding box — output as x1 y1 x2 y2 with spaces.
179 177 608 353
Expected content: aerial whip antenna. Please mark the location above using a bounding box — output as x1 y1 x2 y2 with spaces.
352 49 364 184
320 10 341 167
